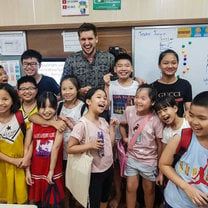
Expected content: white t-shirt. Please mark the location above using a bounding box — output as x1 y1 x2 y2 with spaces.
59 100 85 160
109 79 138 140
162 118 190 144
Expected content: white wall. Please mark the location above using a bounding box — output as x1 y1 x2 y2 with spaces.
0 0 208 27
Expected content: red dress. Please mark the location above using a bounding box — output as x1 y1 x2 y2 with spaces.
29 124 64 204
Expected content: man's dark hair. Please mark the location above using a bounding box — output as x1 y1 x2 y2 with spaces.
78 23 97 37
21 49 42 64
115 53 132 65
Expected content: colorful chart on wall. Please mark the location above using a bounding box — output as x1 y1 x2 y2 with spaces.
93 0 121 10
132 25 208 97
61 0 89 16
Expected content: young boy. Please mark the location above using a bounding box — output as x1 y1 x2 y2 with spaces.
17 76 38 169
159 91 208 208
21 49 60 96
0 65 8 84
17 76 38 126
104 53 139 208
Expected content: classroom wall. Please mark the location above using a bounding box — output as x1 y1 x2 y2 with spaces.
0 0 208 27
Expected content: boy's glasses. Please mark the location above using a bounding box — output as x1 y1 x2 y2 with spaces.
23 62 39 68
19 87 37 91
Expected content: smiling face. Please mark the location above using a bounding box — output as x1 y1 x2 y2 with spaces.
22 57 40 77
159 53 178 77
157 105 178 125
87 89 107 115
134 88 153 115
79 30 98 57
188 104 208 138
38 99 56 120
114 59 133 80
61 79 78 103
18 82 37 103
0 89 13 115
0 68 8 84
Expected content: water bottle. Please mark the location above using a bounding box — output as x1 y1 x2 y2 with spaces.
98 131 104 157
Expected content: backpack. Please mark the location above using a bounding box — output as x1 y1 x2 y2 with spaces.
117 140 128 178
163 128 192 188
15 110 26 137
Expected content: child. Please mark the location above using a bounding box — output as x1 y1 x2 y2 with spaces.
120 84 163 208
58 75 86 169
67 87 119 208
21 49 60 96
24 91 64 207
17 76 38 127
0 83 28 204
104 53 139 208
58 75 87 207
159 91 208 208
154 95 190 150
0 65 8 84
152 49 192 117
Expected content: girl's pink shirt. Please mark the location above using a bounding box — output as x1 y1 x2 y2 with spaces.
120 106 163 166
70 116 113 173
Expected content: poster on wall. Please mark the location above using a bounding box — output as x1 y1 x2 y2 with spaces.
62 31 82 52
0 32 26 56
61 0 89 16
0 60 21 86
93 0 121 10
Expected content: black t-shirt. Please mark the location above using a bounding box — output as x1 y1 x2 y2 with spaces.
152 78 192 117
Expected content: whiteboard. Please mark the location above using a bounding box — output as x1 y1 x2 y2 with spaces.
132 25 208 97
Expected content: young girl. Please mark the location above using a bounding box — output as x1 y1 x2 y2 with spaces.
67 87 119 208
24 91 64 207
119 84 163 208
152 49 192 117
0 83 27 204
159 91 208 208
154 95 190 150
58 75 86 170
58 75 86 207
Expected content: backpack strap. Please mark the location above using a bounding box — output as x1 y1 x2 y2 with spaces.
57 101 64 116
173 128 192 167
15 110 26 137
128 113 153 150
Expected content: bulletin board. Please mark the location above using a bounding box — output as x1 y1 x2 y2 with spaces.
132 25 208 97
0 31 26 86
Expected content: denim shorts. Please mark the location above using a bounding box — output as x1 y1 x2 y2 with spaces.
125 157 158 181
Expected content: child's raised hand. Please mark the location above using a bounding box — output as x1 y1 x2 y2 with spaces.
103 73 113 86
184 183 208 207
